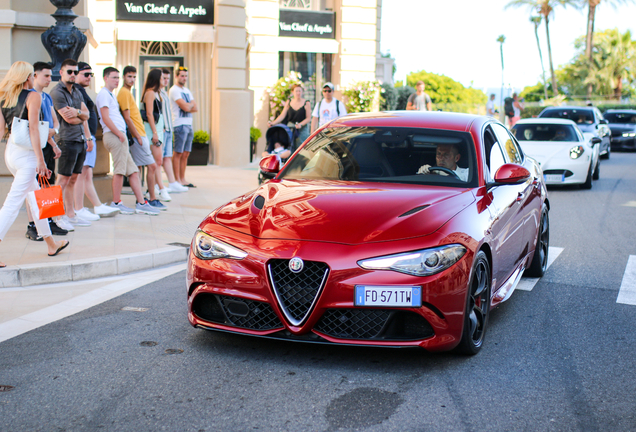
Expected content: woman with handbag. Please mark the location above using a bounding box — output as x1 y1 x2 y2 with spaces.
141 68 170 204
0 61 69 266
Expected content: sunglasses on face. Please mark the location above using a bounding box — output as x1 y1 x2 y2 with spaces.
65 70 79 75
81 72 94 77
323 89 332 93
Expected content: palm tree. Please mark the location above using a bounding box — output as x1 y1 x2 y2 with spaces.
591 29 636 100
497 35 506 117
584 0 635 99
506 0 580 96
530 16 549 99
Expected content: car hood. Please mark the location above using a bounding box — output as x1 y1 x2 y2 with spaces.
608 124 636 133
520 141 580 164
214 180 475 244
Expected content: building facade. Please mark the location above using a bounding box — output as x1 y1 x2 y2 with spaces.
1 0 386 171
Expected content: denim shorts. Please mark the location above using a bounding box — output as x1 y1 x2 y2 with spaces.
57 140 86 176
173 124 193 153
163 130 173 158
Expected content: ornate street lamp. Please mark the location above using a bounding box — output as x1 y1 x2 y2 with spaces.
41 0 87 81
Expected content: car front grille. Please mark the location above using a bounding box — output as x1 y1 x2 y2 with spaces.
268 259 329 326
192 293 283 331
543 169 574 178
314 309 435 341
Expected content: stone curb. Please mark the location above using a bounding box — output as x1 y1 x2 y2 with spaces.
0 246 188 288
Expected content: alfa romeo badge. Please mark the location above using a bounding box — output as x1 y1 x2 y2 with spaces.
289 257 304 273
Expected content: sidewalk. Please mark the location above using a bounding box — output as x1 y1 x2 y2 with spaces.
0 164 260 288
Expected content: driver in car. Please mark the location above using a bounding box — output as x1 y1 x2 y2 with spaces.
417 143 469 181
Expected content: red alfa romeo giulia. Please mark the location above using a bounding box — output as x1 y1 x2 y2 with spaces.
186 111 550 355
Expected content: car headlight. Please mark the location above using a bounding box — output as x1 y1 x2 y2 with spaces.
357 244 466 277
569 145 584 159
193 230 247 260
622 132 636 137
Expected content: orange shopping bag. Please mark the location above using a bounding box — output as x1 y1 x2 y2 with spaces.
26 176 65 220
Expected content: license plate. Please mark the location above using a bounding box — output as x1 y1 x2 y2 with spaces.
354 285 422 307
544 174 564 183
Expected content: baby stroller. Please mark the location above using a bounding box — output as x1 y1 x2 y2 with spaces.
258 124 295 184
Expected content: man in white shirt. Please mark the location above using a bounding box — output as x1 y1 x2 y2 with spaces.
417 144 469 181
486 94 496 117
95 67 159 216
311 82 347 133
169 66 198 188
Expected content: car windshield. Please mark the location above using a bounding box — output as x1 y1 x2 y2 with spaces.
541 109 594 124
277 127 478 187
511 124 579 142
604 112 636 124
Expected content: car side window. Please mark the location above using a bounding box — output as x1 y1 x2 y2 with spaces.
484 126 506 178
491 123 522 164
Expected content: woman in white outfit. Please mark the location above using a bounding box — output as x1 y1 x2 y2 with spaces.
0 61 69 267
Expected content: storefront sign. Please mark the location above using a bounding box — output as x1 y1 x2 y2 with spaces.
279 10 335 39
116 1 214 24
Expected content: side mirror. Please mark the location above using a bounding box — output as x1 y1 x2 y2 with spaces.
590 137 602 146
492 163 531 185
259 155 280 174
600 119 609 125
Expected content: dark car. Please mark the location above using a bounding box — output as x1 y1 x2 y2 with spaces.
187 112 550 355
603 109 636 151
538 106 611 159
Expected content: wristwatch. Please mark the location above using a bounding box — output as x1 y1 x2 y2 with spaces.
54 128 59 135
77 109 81 117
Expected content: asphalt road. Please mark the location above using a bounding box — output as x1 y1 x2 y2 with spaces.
1 153 636 431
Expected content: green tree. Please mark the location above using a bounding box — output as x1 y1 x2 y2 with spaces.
406 70 487 105
583 0 635 98
505 0 580 96
589 28 636 99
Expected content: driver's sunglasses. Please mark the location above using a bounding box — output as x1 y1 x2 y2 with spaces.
81 72 94 77
323 89 332 93
65 70 79 75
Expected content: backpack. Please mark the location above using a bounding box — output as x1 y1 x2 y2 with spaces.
504 97 514 117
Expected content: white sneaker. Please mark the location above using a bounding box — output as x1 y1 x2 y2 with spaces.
159 188 171 202
110 201 135 215
68 215 91 227
76 207 100 221
168 182 188 193
135 200 160 215
56 216 75 232
94 203 120 218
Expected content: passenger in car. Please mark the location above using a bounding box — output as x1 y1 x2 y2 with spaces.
416 144 469 181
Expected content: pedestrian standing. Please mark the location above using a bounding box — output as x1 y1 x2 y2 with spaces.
141 68 171 202
95 67 159 216
118 65 165 210
73 62 119 220
510 93 525 127
0 61 70 266
311 82 347 133
169 66 198 188
486 93 496 117
50 58 92 230
160 68 187 193
406 81 432 111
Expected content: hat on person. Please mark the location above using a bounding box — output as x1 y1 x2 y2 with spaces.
323 82 334 91
77 62 92 71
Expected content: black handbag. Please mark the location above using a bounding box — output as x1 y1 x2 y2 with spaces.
140 98 161 123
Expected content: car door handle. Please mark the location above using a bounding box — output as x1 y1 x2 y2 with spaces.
516 192 525 202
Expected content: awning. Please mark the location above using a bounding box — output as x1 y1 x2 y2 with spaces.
116 22 215 43
277 37 339 54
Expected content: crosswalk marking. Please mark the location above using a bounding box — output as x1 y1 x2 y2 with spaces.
516 246 564 292
617 255 636 305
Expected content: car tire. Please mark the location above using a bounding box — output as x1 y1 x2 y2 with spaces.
455 251 491 356
593 159 600 180
581 163 593 189
601 144 610 159
525 204 549 278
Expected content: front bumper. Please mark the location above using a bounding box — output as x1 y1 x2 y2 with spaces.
611 136 636 151
540 156 592 185
186 234 473 352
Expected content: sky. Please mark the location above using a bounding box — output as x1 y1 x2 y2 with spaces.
380 0 636 96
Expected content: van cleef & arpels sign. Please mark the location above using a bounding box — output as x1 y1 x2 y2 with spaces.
278 9 335 39
116 1 214 24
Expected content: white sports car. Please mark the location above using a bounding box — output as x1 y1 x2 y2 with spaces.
511 118 601 189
